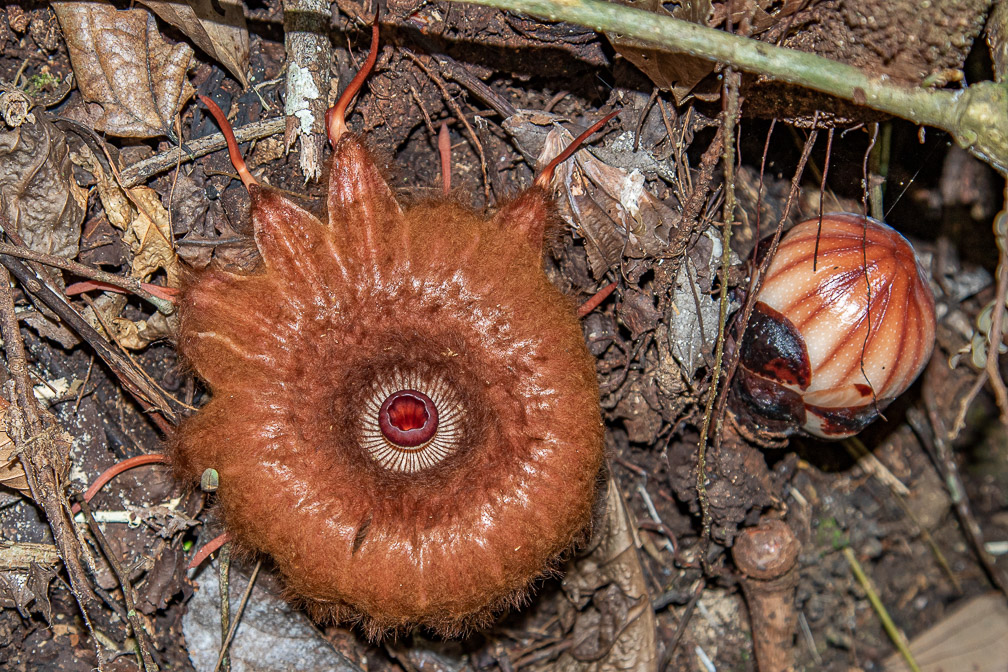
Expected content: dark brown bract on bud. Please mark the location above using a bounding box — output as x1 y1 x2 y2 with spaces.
172 135 605 637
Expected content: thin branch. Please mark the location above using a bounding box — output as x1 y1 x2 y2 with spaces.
0 265 105 668
454 0 1008 173
79 499 159 671
119 117 286 188
0 242 174 314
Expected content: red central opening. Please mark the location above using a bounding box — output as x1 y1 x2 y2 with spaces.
378 390 438 448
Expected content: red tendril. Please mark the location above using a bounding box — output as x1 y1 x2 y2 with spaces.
326 18 380 147
438 121 451 195
577 281 618 318
71 453 169 515
199 96 257 190
534 110 621 190
187 532 232 570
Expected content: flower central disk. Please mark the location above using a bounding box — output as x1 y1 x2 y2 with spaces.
378 390 438 447
360 371 463 473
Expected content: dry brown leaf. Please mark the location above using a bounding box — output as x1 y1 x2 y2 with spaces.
53 0 195 138
70 142 180 349
553 475 658 672
884 593 1008 672
0 399 29 498
0 87 86 259
124 185 180 284
73 142 181 286
535 123 676 279
140 0 249 86
606 0 716 103
110 311 174 350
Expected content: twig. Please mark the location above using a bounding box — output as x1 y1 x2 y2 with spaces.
712 123 820 439
432 53 517 119
119 117 286 188
843 547 921 672
81 295 190 422
218 545 232 672
909 376 1008 598
0 242 173 314
0 540 60 570
454 0 1008 173
0 264 104 668
658 579 705 670
282 0 334 180
404 50 492 202
696 69 740 552
79 499 159 672
985 190 1008 418
0 217 187 423
212 560 262 672
845 438 961 592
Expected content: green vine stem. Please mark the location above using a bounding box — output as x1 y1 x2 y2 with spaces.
455 0 1008 174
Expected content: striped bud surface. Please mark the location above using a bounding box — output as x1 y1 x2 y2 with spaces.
736 213 936 438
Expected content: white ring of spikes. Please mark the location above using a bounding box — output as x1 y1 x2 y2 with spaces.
360 370 464 473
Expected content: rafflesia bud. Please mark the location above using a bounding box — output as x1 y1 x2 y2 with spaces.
733 213 936 438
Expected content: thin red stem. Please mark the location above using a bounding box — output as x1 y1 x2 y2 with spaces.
535 110 620 189
65 280 178 303
72 453 169 514
199 96 257 190
187 532 232 570
327 18 380 146
578 281 618 317
439 121 452 195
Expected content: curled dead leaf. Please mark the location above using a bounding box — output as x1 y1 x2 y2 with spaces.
140 0 249 86
72 142 181 286
532 121 677 278
0 86 86 258
606 0 716 103
110 311 175 350
556 475 658 672
53 0 195 138
0 399 30 498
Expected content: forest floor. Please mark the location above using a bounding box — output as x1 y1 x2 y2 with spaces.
0 1 1005 671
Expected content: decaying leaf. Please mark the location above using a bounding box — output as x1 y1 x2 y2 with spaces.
606 0 716 103
73 142 181 286
533 121 677 279
52 0 195 138
0 86 86 258
123 184 181 284
884 593 1008 672
140 0 249 86
0 564 57 621
25 563 56 622
666 229 738 377
110 310 175 350
552 475 658 672
70 142 180 349
0 399 30 498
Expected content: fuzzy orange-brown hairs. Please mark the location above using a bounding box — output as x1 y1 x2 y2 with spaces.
172 101 606 634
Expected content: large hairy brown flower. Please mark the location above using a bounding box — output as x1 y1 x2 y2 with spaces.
172 135 605 635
